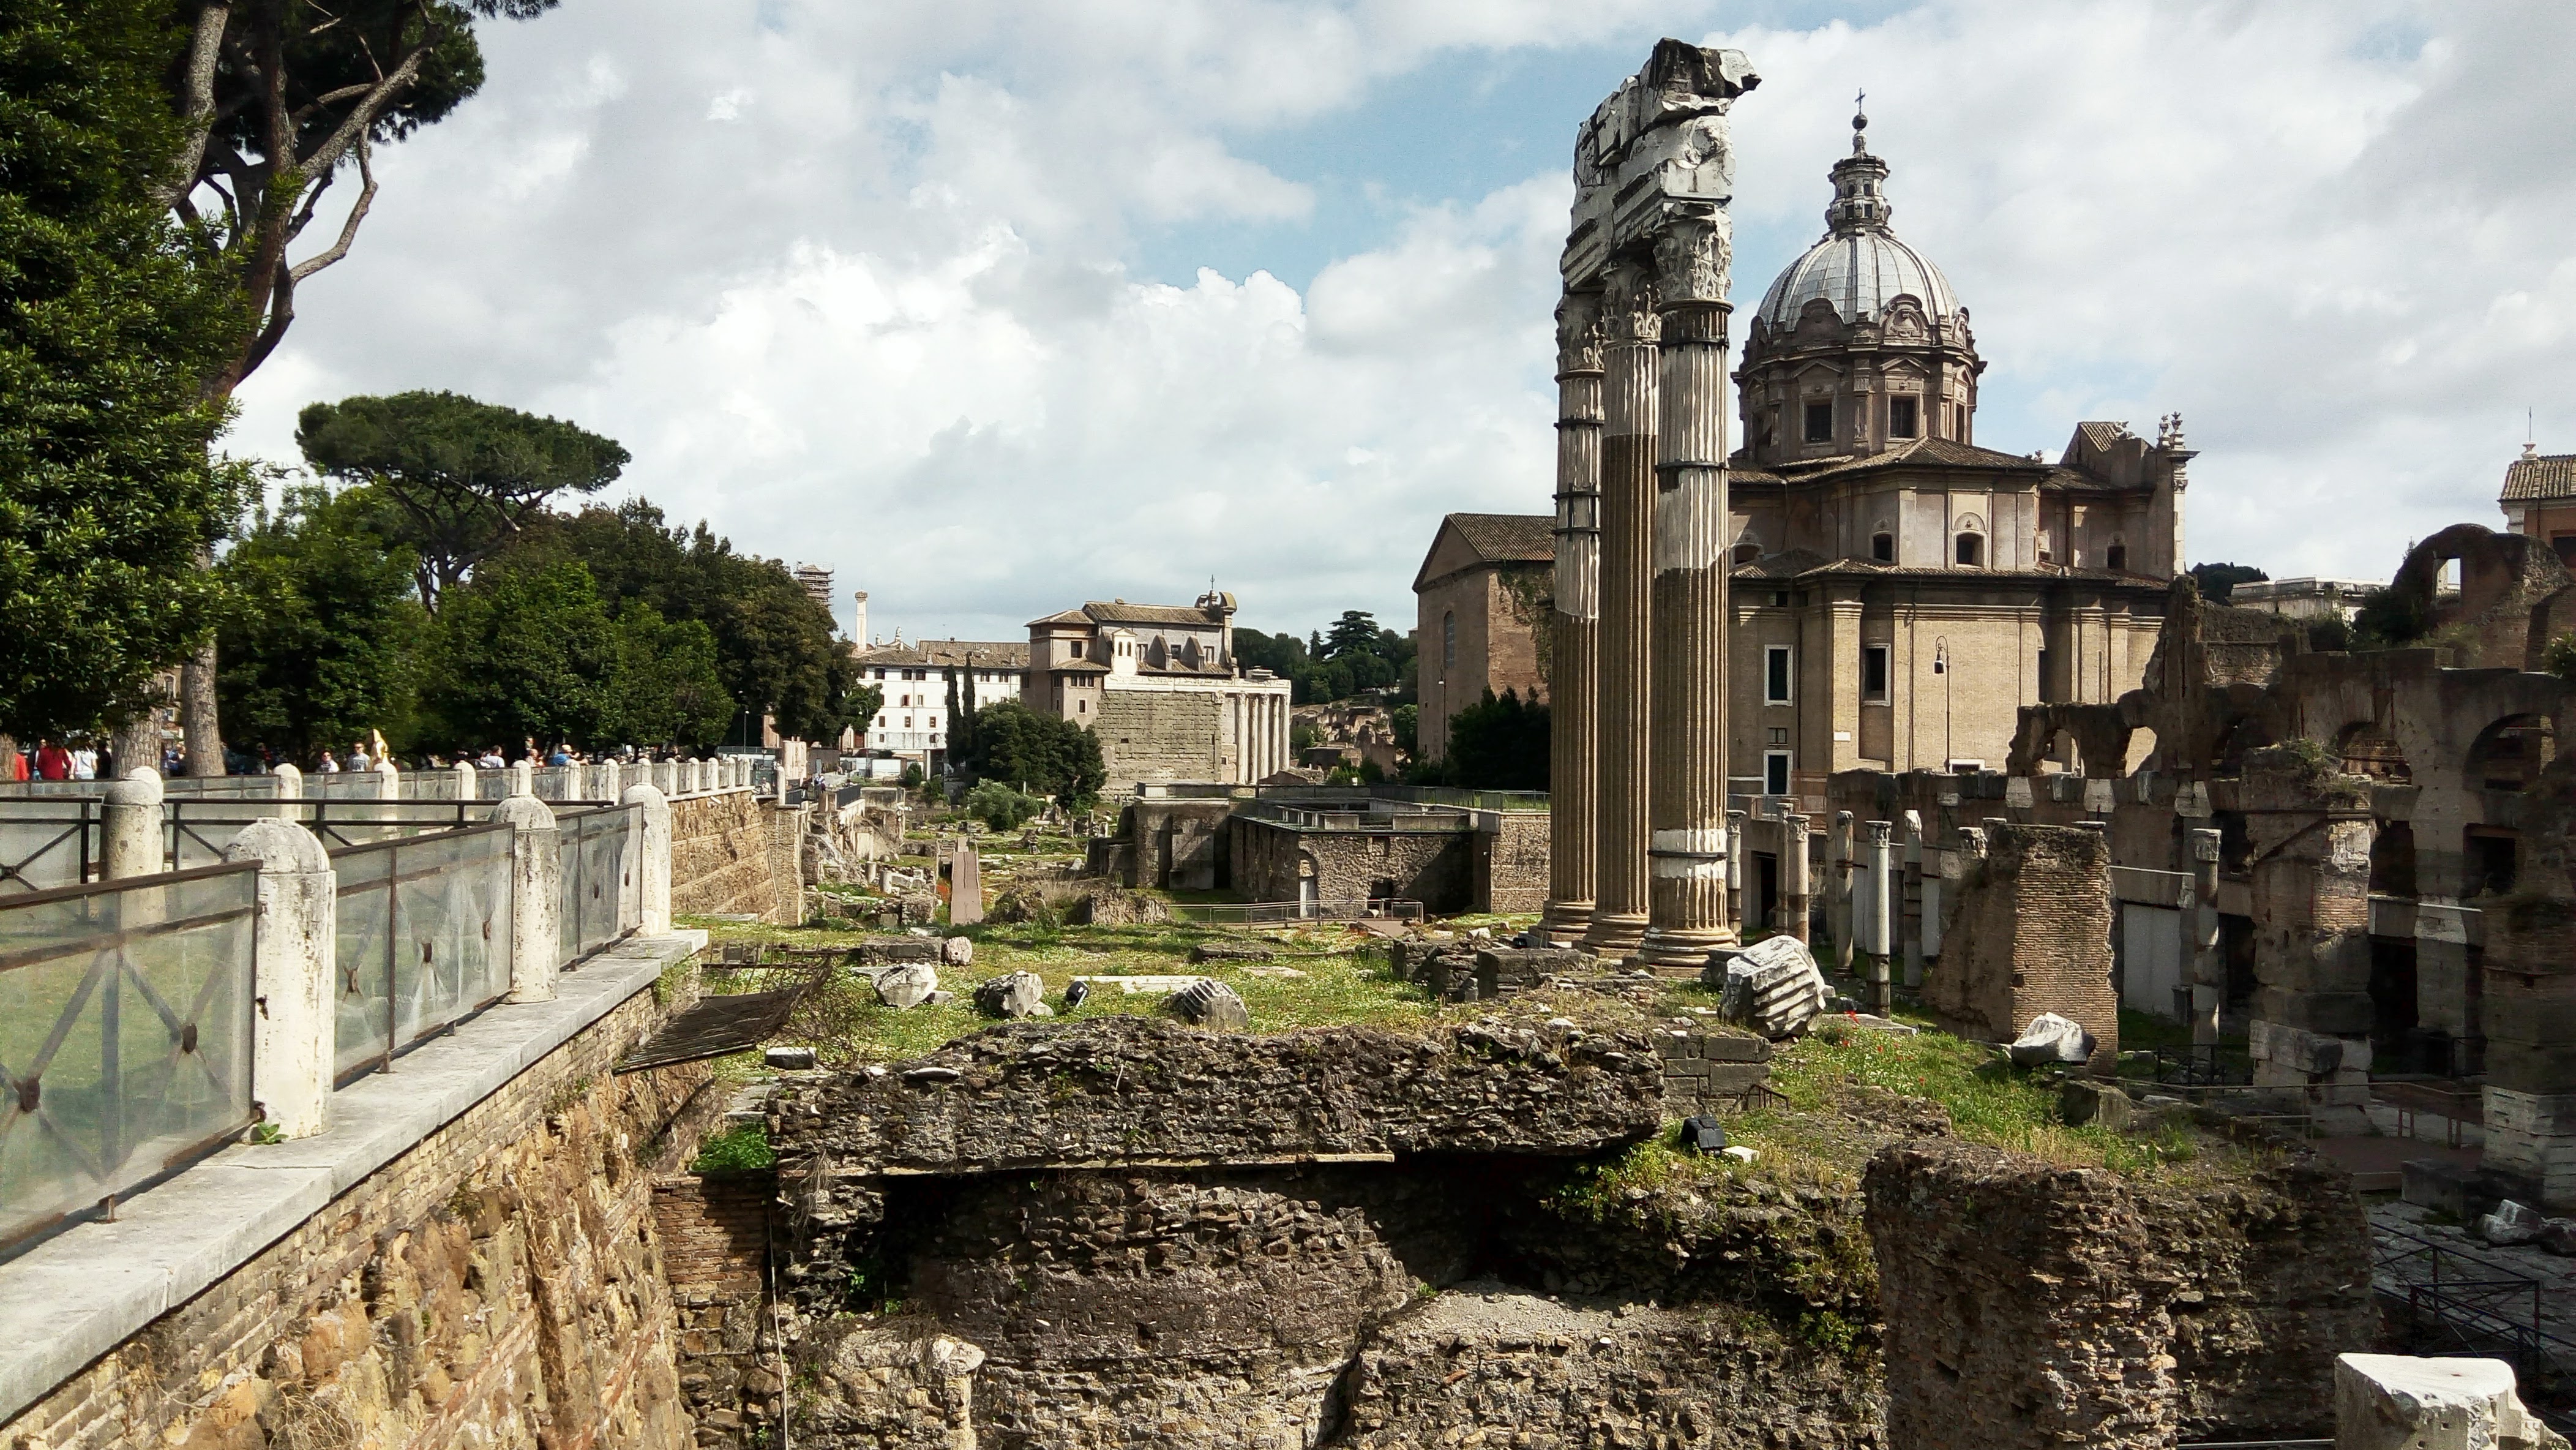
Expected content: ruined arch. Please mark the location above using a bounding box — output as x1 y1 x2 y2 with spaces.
2466 713 2555 792
2212 715 2275 777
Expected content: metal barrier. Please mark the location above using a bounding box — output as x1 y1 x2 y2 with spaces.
0 863 260 1250
2373 1226 2566 1380
1238 802 1469 833
329 825 515 1084
0 798 99 894
557 805 638 967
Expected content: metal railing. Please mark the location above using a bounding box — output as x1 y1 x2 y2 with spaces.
0 863 260 1250
1161 898 1426 925
557 805 638 967
329 825 515 1084
1238 802 1470 833
2375 1227 2555 1367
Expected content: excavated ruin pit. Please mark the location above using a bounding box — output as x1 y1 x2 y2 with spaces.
758 1011 2373 1449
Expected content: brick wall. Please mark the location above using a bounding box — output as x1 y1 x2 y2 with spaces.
1650 1027 1773 1114
1926 822 2118 1069
1230 818 1473 911
2 981 719 1450
672 790 803 922
1094 689 1224 786
653 1172 781 1446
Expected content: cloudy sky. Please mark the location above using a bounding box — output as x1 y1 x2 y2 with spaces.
226 0 2576 645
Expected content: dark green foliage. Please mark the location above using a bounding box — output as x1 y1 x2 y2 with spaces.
1289 721 1322 753
970 700 1105 808
0 0 247 737
962 779 1043 832
690 1124 774 1173
2187 562 2268 604
1439 689 1549 791
2353 585 2432 647
296 390 628 609
535 501 873 743
417 554 616 748
2305 615 2353 653
216 484 422 759
1237 613 1415 705
1390 703 1418 757
604 601 733 749
2545 633 2576 685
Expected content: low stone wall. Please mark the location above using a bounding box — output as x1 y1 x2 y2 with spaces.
1863 1137 2374 1449
1652 1026 1774 1113
671 789 804 923
0 936 717 1450
1472 808 1550 913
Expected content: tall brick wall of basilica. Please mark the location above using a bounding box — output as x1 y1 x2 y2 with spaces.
1 978 725 1450
1092 689 1226 788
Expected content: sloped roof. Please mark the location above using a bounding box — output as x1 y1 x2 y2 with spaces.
852 639 1028 669
2502 453 2576 501
1774 435 2051 485
1027 607 1093 628
1443 513 1556 563
2074 421 2133 453
1084 601 1223 627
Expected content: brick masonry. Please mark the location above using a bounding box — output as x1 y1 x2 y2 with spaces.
1093 689 1224 787
1474 811 1550 914
652 1172 781 1446
1925 821 2119 1070
671 790 803 923
1650 1028 1775 1114
1 975 721 1450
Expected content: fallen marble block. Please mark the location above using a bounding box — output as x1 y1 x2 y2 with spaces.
2009 1012 2095 1067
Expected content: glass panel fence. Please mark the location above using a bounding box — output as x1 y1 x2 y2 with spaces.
556 805 637 967
0 800 97 895
331 824 513 1083
0 863 258 1252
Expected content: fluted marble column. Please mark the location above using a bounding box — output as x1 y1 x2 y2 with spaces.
1541 291 1606 945
1581 263 1658 956
1638 217 1738 968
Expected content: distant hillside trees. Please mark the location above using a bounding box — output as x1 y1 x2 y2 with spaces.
960 701 1104 808
1236 609 1416 705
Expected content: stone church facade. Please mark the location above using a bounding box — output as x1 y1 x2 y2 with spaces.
1025 592 1294 792
1722 111 2186 797
1411 513 1554 764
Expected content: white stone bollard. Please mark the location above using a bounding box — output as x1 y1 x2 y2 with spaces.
270 762 303 819
486 795 561 1002
622 783 673 934
591 760 617 802
375 757 402 800
2334 1354 2566 1450
225 819 335 1138
102 767 163 879
510 759 534 799
452 760 476 803
653 759 675 794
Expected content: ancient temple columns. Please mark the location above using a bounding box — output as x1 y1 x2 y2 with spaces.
1541 292 1605 945
1638 217 1737 967
1579 261 1660 957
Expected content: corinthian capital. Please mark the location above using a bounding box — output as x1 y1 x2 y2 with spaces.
1653 216 1731 306
1603 262 1661 345
1556 292 1606 375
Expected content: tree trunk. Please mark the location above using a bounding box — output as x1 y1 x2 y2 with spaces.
112 692 166 781
182 635 224 775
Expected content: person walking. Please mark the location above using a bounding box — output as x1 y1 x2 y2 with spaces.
32 738 71 781
70 743 96 781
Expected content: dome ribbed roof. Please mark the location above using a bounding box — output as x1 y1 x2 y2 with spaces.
1758 229 1958 329
1757 109 1960 330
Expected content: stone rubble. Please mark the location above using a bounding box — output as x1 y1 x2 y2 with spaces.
1707 934 1829 1038
1164 977 1250 1031
871 963 940 1011
972 971 1049 1020
2332 1354 2569 1450
2007 1012 2095 1067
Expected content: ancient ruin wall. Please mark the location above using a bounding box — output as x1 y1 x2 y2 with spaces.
672 789 803 922
1923 822 2118 1067
1474 809 1551 913
1863 1139 2373 1449
3 987 716 1450
1093 689 1226 787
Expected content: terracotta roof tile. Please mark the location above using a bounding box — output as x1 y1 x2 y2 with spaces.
1442 513 1556 563
2501 453 2576 501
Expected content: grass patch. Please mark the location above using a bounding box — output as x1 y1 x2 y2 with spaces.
692 1124 777 1173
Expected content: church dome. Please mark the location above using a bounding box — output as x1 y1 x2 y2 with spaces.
1756 105 1960 329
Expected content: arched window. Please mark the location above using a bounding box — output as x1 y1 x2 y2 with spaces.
1955 532 1982 566
2106 541 2128 573
1870 532 1895 563
1442 611 1456 669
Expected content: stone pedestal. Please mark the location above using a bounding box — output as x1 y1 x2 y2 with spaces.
2332 1354 2567 1450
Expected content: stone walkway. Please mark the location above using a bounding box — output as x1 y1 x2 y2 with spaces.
2370 1200 2576 1383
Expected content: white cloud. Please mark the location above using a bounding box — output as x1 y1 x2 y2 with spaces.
225 0 2576 644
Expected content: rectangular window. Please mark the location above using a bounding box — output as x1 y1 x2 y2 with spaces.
1890 396 1918 438
1863 644 1890 701
1767 727 1788 745
1764 751 1792 795
1803 400 1834 444
2036 648 2054 703
1765 646 1792 704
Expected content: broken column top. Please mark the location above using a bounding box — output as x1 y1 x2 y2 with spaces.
1565 40 1759 290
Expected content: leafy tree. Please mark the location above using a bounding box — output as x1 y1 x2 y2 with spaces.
1440 689 1549 791
416 554 616 749
1390 703 1418 757
945 666 982 775
162 0 558 396
1322 610 1385 661
971 701 1105 807
0 0 246 740
215 483 422 761
2353 586 2432 648
1289 721 1323 753
603 601 732 749
2188 562 2269 604
2305 615 2354 653
1232 627 1308 678
536 501 874 743
298 391 628 610
2546 633 2576 686
962 779 1043 832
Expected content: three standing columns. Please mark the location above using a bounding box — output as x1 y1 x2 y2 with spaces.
1579 262 1660 957
1540 293 1605 945
1638 219 1737 967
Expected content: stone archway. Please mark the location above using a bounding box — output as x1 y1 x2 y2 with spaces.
2335 721 2411 783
